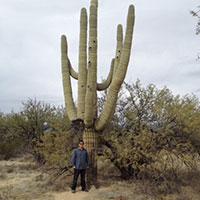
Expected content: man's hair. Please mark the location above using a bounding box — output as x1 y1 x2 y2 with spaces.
79 140 84 144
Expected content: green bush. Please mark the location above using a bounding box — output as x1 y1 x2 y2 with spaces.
0 112 23 159
0 140 21 160
0 99 74 162
34 106 81 169
34 129 81 169
99 80 200 185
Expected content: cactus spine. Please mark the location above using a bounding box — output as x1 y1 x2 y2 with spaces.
61 0 135 186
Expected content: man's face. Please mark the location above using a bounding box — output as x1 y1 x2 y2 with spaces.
79 142 84 149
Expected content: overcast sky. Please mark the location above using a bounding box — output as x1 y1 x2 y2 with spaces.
0 0 199 113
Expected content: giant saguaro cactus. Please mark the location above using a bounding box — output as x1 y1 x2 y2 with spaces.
61 0 135 186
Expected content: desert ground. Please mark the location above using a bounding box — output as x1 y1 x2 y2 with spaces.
0 154 200 200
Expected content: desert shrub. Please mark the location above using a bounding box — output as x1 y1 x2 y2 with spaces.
0 99 73 162
34 129 80 170
0 140 21 160
34 107 81 170
12 99 69 163
0 99 58 161
18 99 57 151
99 80 200 193
0 113 24 160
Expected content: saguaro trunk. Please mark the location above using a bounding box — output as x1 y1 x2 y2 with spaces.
83 128 98 187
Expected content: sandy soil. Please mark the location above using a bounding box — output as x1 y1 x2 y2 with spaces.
0 154 53 200
0 154 149 200
0 154 138 200
53 184 139 200
0 154 200 200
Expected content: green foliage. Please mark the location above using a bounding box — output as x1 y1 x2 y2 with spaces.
0 140 20 160
17 98 64 162
34 129 80 170
0 97 82 169
0 113 23 159
100 80 200 184
19 98 57 142
0 98 74 163
34 110 81 169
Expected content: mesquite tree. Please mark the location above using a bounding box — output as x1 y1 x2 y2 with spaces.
61 0 135 185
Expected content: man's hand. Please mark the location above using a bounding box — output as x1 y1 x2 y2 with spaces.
73 165 76 169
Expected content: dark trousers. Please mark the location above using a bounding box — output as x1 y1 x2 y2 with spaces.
71 169 86 190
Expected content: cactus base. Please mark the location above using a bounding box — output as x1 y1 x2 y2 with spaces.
83 128 98 187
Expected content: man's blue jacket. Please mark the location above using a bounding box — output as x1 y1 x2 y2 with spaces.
72 147 89 169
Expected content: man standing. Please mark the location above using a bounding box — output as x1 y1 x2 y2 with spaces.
71 140 89 193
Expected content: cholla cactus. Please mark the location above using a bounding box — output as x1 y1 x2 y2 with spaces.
61 0 135 185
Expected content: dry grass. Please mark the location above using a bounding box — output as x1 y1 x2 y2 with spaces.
96 156 200 200
0 186 14 200
0 174 7 180
0 154 54 200
0 154 200 200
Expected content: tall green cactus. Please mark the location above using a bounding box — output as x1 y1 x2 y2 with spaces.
61 0 135 186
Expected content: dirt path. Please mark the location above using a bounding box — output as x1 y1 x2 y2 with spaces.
1 154 200 200
54 190 89 200
53 188 94 200
0 155 135 200
53 185 135 200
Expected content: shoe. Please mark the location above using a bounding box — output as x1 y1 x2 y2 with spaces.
72 190 76 193
82 189 88 192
